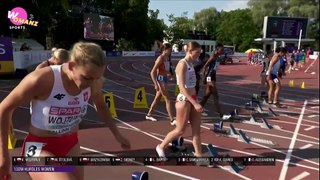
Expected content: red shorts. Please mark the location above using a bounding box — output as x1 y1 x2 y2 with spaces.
21 132 78 157
176 93 197 103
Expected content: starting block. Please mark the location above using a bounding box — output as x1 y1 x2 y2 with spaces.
249 114 257 123
244 101 256 111
212 121 227 134
252 92 268 100
212 122 238 136
132 171 149 180
252 93 268 105
257 103 265 113
222 109 239 120
171 137 186 153
261 117 273 129
268 108 278 117
238 130 250 143
229 124 239 136
212 123 277 145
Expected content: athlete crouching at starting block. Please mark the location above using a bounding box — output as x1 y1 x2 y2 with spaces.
0 42 130 180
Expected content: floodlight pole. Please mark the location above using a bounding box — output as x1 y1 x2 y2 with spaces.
298 29 302 50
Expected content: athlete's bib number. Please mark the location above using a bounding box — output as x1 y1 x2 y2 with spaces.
177 94 186 102
273 78 279 83
157 75 164 81
25 142 44 157
206 77 211 82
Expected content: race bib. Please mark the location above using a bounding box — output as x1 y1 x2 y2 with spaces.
206 76 211 82
273 78 279 83
157 75 164 81
177 94 186 102
25 142 45 157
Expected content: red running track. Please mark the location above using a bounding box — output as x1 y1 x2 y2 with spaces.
0 56 318 180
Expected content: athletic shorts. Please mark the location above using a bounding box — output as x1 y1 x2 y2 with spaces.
176 93 197 103
270 74 280 84
21 132 78 157
157 74 168 83
203 71 216 84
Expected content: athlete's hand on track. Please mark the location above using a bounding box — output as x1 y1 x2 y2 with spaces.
116 134 131 150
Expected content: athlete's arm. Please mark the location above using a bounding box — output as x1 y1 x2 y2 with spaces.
90 79 130 149
150 56 163 86
202 54 215 77
266 54 278 76
0 69 52 177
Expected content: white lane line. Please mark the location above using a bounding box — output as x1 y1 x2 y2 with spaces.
201 124 319 166
113 117 252 180
201 123 318 145
291 171 310 180
304 56 318 73
304 126 316 131
310 106 319 109
308 115 319 118
299 144 313 150
116 125 319 171
268 119 319 128
279 100 308 180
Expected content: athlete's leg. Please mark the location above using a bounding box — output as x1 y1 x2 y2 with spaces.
273 79 281 103
267 79 275 103
195 78 200 95
189 107 202 157
200 83 211 107
147 85 162 117
158 101 190 151
158 82 174 121
210 81 223 117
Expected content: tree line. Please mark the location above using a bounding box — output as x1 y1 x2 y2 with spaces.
1 0 318 51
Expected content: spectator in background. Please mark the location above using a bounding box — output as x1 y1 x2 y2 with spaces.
287 50 296 73
248 50 253 65
293 49 299 70
299 49 306 68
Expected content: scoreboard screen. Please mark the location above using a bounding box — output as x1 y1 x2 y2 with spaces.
263 16 308 39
